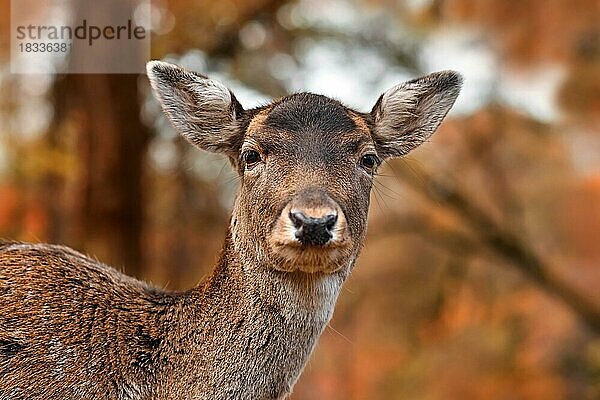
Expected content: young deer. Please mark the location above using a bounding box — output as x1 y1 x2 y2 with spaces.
0 61 462 399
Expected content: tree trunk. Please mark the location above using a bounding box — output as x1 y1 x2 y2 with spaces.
67 73 149 277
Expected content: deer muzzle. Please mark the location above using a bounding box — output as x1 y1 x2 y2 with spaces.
268 188 352 273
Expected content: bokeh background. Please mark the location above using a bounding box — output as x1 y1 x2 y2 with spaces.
1 0 599 398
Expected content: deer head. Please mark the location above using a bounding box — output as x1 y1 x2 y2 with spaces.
147 61 462 275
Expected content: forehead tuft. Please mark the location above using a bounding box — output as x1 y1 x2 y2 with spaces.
264 93 357 134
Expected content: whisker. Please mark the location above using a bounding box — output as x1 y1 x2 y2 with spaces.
374 172 397 178
372 184 386 213
373 180 403 199
373 184 393 215
327 324 352 344
215 160 231 180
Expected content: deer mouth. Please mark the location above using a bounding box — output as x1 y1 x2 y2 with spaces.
268 242 352 274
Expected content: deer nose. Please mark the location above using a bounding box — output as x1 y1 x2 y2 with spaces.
289 211 338 246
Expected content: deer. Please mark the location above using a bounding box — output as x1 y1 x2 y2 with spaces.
0 60 462 400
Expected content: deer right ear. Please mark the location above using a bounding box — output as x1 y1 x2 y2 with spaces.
146 61 244 155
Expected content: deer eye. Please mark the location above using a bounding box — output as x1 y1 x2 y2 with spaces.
359 154 379 173
242 150 262 169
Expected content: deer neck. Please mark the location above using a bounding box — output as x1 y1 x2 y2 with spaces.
196 230 349 327
175 230 350 399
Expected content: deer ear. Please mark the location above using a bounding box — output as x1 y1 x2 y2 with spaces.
370 71 463 158
146 61 244 155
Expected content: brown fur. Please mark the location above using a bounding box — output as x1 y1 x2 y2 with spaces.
0 61 462 399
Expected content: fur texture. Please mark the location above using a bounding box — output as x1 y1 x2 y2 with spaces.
0 61 462 399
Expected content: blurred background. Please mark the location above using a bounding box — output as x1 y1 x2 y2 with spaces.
1 0 599 398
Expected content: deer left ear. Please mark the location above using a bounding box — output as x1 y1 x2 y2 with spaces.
370 71 463 158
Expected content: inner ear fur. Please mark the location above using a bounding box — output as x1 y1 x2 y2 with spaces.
370 70 463 158
146 61 245 156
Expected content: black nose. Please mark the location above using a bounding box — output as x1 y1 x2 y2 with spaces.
289 211 338 246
